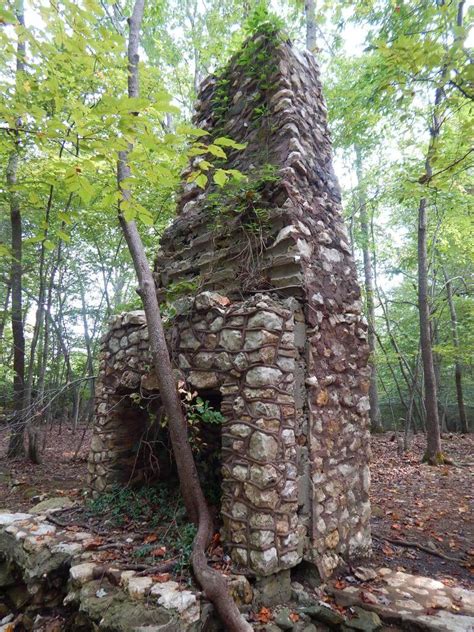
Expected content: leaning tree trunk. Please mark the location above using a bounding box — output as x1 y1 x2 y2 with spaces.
7 0 26 458
355 145 382 433
116 2 251 630
444 271 468 433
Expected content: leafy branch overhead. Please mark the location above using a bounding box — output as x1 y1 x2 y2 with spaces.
186 135 247 189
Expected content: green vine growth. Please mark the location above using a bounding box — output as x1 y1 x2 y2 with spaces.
211 6 285 129
205 162 280 235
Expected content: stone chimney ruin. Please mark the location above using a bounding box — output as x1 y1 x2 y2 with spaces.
87 30 371 580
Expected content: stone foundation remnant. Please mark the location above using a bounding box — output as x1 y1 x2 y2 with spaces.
2 513 473 631
87 29 372 580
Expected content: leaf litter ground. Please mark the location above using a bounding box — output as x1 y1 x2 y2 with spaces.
0 426 472 588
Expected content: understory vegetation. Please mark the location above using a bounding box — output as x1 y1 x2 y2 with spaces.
87 484 198 576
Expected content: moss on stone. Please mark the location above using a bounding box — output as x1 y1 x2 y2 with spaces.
422 450 446 465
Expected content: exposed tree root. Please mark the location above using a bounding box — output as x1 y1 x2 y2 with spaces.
192 515 253 632
373 533 464 563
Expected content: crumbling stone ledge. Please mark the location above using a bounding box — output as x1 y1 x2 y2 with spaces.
0 512 218 631
1 512 473 631
330 568 474 632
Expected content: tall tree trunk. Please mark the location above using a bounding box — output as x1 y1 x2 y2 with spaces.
93 238 112 315
418 0 466 463
117 2 251 629
36 244 60 425
432 317 450 433
24 194 56 463
304 0 317 52
7 0 26 458
418 64 446 462
78 275 95 409
24 188 53 418
444 271 468 433
0 279 12 411
404 352 420 451
418 195 443 463
355 145 382 432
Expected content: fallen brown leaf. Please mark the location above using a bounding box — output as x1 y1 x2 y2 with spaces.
256 607 272 623
143 533 158 544
152 573 170 582
151 546 166 557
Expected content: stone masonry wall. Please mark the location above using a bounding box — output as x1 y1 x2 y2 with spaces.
89 292 307 577
89 30 371 580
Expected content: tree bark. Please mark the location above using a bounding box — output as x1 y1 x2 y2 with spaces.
444 271 468 433
36 242 61 405
418 0 467 463
0 278 12 343
78 274 95 409
418 4 452 462
7 0 26 458
24 187 53 418
418 194 443 463
355 145 382 432
304 0 317 52
404 363 417 451
117 2 251 629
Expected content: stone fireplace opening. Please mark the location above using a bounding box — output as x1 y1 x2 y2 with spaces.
188 389 223 512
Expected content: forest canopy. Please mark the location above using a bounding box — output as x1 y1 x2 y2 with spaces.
0 0 472 450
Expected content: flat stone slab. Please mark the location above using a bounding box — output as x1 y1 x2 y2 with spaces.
330 568 474 632
30 496 75 514
0 513 32 526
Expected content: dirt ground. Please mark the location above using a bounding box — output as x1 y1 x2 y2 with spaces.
0 426 472 588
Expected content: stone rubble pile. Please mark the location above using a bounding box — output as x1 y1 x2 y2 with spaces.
331 568 474 632
0 511 217 631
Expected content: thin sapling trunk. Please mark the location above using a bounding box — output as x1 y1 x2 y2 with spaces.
116 2 251 629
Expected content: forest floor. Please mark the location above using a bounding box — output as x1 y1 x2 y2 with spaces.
0 426 472 588
366 433 473 589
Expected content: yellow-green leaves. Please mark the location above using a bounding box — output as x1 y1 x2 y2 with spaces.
187 166 246 190
214 137 247 150
119 199 155 225
63 169 96 205
56 230 70 243
207 144 227 159
194 173 208 189
184 134 247 190
212 169 228 186
0 244 11 258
